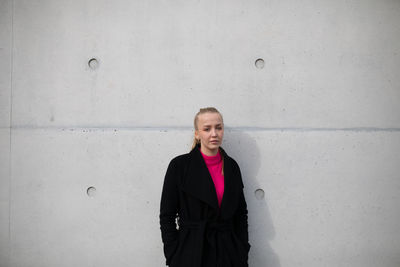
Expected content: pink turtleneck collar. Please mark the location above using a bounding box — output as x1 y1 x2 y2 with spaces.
200 148 222 165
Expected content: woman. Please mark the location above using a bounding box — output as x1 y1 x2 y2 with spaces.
159 107 251 267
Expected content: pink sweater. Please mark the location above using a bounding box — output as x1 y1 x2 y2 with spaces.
200 148 224 207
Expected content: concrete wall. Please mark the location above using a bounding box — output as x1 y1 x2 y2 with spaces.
1 0 400 266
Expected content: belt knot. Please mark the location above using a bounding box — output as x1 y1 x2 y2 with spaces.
178 218 234 267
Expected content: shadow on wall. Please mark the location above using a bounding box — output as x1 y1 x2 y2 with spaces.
225 130 281 267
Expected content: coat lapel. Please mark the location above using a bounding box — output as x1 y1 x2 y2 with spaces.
181 144 242 218
219 146 243 219
182 144 219 210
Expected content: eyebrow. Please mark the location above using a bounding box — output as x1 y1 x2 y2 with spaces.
203 124 222 127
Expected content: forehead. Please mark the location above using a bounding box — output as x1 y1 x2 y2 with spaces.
197 112 223 126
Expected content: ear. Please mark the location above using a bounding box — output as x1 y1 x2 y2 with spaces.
194 130 199 139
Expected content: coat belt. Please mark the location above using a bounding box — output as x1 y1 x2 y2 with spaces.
179 219 234 267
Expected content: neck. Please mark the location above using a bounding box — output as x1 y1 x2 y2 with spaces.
200 146 219 156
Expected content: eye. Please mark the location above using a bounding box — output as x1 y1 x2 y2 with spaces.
204 128 210 131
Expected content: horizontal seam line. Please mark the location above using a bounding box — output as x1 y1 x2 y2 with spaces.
2 126 400 132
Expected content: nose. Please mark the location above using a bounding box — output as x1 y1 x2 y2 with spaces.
211 128 217 136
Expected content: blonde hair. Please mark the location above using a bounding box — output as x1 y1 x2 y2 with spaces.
191 107 224 175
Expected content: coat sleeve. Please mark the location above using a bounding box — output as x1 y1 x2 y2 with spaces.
159 158 180 266
233 163 251 260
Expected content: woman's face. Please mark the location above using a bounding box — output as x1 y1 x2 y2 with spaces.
195 112 224 156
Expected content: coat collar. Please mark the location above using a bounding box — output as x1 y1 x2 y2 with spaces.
181 144 242 219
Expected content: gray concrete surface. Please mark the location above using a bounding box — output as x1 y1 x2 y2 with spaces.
1 0 400 266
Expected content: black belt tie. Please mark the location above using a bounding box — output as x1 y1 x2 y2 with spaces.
180 219 234 267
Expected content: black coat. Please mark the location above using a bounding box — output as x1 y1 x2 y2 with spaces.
159 143 251 267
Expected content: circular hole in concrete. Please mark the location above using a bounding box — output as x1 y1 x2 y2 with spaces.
87 186 97 197
254 188 264 200
88 58 99 70
255 58 264 69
